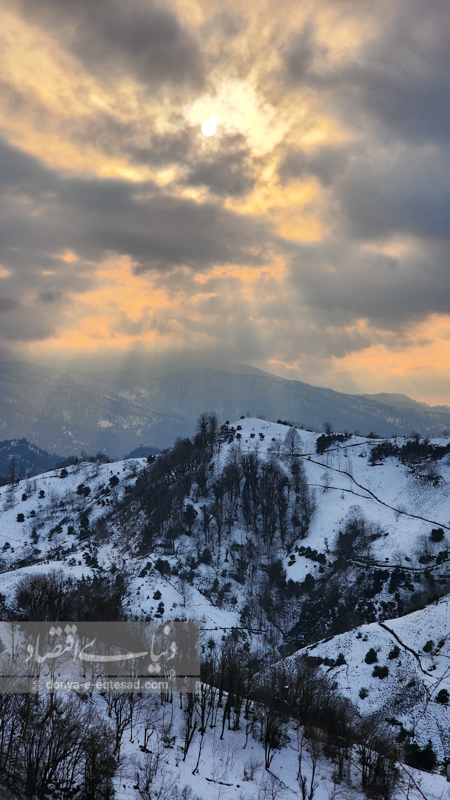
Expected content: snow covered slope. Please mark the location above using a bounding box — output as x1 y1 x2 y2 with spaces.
1 418 450 797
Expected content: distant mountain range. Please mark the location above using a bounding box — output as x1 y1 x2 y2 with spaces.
1 359 450 457
93 364 450 441
0 361 186 458
0 438 63 484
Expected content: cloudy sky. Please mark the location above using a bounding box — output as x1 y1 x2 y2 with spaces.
1 0 450 403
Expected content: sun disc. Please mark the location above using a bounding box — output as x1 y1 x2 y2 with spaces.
201 114 217 136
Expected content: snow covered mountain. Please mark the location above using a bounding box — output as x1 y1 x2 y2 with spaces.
0 360 187 457
0 437 64 484
3 360 450 462
1 417 450 798
93 364 450 438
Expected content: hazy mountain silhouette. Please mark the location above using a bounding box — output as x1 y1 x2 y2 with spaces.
1 360 450 456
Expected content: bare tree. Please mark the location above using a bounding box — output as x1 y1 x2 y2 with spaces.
282 427 302 463
138 695 161 751
135 760 181 800
258 772 288 800
181 692 197 761
0 693 117 800
103 691 134 757
297 728 320 800
243 755 263 782
259 706 289 769
268 436 283 457
192 684 216 774
178 576 192 608
321 472 331 492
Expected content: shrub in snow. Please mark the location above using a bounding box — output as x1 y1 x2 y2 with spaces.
199 547 212 565
404 739 437 771
154 559 171 576
372 665 389 679
364 648 378 664
436 689 449 704
155 601 164 617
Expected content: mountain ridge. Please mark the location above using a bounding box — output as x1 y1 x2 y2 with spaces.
1 359 450 458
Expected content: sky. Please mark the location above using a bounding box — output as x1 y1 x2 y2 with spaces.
1 0 450 404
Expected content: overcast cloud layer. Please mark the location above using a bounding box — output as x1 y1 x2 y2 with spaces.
1 0 450 402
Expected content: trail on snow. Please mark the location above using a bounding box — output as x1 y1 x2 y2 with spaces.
300 454 450 532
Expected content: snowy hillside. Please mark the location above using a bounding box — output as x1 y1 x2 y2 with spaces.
292 597 450 762
1 418 450 798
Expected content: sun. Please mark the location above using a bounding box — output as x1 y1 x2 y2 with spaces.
201 114 217 136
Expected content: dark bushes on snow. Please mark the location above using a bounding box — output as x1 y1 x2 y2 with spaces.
365 648 378 664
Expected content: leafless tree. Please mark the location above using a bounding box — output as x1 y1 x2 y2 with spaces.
282 427 302 463
321 471 331 492
297 728 320 800
243 755 263 781
181 692 197 760
258 772 288 800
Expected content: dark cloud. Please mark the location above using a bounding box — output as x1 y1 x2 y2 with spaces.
338 0 450 144
68 115 257 198
275 0 450 326
336 146 450 241
37 289 63 304
278 143 352 186
213 11 245 38
183 153 254 196
281 0 450 145
51 175 274 271
200 10 246 40
0 296 18 313
182 133 258 197
0 136 281 345
68 112 198 168
0 137 55 195
128 128 197 167
125 194 275 273
0 293 54 341
282 22 320 84
289 237 450 328
11 0 205 91
0 138 277 271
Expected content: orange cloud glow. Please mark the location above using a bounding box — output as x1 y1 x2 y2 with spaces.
1 0 449 407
